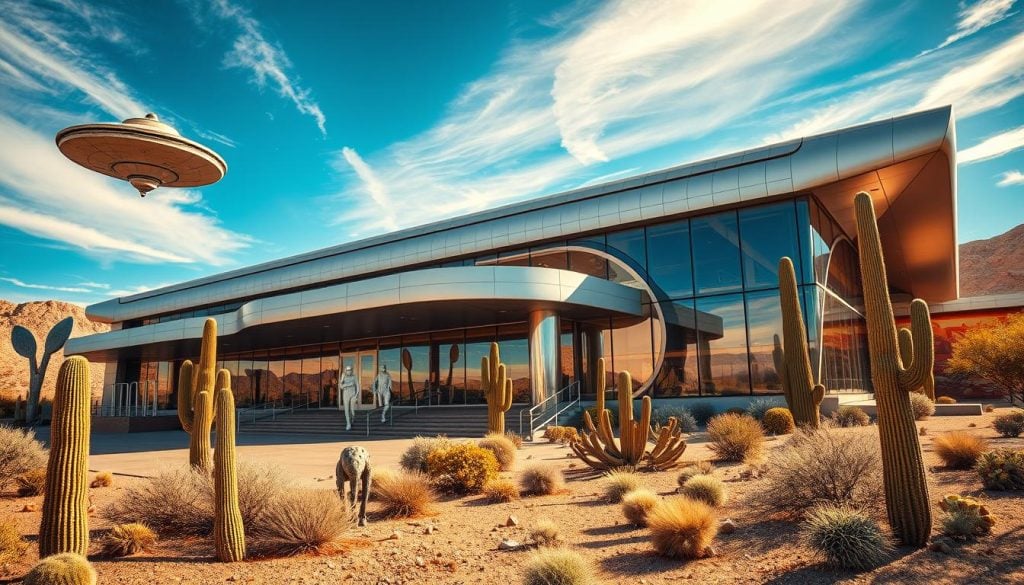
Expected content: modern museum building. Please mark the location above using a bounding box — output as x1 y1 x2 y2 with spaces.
68 105 979 427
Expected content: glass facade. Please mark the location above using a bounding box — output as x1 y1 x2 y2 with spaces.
127 196 873 409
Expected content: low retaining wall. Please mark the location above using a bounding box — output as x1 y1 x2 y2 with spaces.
92 415 182 433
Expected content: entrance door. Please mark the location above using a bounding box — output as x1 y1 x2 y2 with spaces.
340 351 378 409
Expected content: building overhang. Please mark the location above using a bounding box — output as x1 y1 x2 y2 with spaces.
66 266 644 362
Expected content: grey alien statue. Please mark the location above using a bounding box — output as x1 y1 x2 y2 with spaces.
338 365 360 431
372 364 393 422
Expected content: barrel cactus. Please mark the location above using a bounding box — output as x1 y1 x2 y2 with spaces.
853 191 933 546
23 552 96 585
38 356 91 558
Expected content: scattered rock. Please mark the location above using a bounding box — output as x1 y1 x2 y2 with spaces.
928 537 953 554
415 556 426 568
703 546 717 557
968 423 977 428
526 455 534 460
424 525 435 535
720 518 737 534
388 531 401 540
21 503 38 512
919 427 928 436
498 539 521 551
505 515 519 527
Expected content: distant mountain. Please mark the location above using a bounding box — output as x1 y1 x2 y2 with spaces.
1 300 108 404
959 224 1024 298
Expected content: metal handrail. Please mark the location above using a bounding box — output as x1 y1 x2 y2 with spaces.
238 399 282 424
94 381 158 417
519 381 581 440
363 403 394 436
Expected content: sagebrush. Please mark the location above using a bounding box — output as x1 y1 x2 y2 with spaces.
0 426 47 490
909 393 934 420
248 489 351 557
706 413 765 462
652 406 699 433
400 435 452 473
831 406 871 427
993 410 1024 438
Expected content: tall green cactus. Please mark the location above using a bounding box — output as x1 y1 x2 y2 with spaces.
11 316 74 424
854 191 933 546
898 328 936 400
773 257 825 428
180 318 218 470
214 382 245 562
39 356 90 558
481 342 513 434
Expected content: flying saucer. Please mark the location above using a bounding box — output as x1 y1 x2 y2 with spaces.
55 113 227 197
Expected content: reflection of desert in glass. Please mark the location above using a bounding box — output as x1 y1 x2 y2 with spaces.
898 308 1024 399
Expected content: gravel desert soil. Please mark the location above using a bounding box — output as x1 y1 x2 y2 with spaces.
3 407 1023 585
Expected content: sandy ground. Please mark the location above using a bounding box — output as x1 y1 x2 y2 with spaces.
3 407 1023 584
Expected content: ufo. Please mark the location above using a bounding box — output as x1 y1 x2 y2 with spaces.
55 113 227 197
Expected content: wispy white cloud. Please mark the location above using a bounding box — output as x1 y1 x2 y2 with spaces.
207 0 326 135
959 125 1024 164
335 0 867 235
997 169 1024 185
339 148 396 231
0 276 92 293
935 0 1017 50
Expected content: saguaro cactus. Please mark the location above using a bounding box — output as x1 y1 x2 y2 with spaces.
39 356 91 558
854 191 933 546
898 328 936 400
571 371 687 470
773 257 825 427
11 316 74 424
481 342 513 434
179 319 218 471
214 383 245 562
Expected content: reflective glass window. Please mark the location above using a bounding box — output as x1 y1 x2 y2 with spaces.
647 219 694 299
795 199 815 285
401 335 431 406
531 247 569 270
695 294 750 395
320 350 338 409
739 202 801 289
568 250 608 279
464 327 495 404
653 299 699 397
433 330 466 404
560 328 575 388
606 228 646 284
692 211 742 295
498 323 530 403
744 290 784 395
497 248 530 267
301 356 320 406
611 317 653 392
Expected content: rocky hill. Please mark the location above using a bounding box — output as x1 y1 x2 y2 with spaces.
1 300 108 405
959 224 1024 297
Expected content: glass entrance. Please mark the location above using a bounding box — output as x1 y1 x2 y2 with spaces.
341 350 378 408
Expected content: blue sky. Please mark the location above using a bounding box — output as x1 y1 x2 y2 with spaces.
0 0 1022 306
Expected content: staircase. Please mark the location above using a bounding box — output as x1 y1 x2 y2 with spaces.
239 405 531 439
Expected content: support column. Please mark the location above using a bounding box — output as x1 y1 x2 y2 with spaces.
528 309 560 406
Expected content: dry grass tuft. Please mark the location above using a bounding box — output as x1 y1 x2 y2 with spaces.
23 553 96 585
933 432 989 469
622 489 659 527
523 548 595 585
504 431 524 449
478 433 517 471
530 518 563 547
99 523 157 557
706 413 766 462
603 470 643 503
520 464 566 496
249 489 352 558
373 471 437 518
909 393 935 420
676 461 713 487
0 518 27 565
400 435 453 473
90 471 114 488
647 497 718 559
678 475 728 507
483 478 520 503
15 467 47 496
0 427 47 491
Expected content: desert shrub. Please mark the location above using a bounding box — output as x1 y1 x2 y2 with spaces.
676 461 713 486
993 410 1024 438
678 475 728 507
523 548 595 585
0 426 46 490
373 470 436 518
426 443 499 494
802 504 888 570
754 426 882 515
976 449 1024 490
23 553 96 585
652 406 699 433
762 407 795 435
400 435 452 473
544 426 580 444
249 489 351 557
520 464 566 496
933 432 988 469
104 461 289 536
938 495 996 539
689 402 717 426
91 471 114 488
505 431 524 449
832 406 871 427
483 478 519 503
369 467 398 501
622 488 659 526
725 407 747 416
746 397 783 421
648 496 717 559
530 518 562 547
479 433 517 471
909 393 935 420
0 518 27 565
603 470 642 503
706 413 765 462
936 396 957 404
16 467 47 496
99 523 156 557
